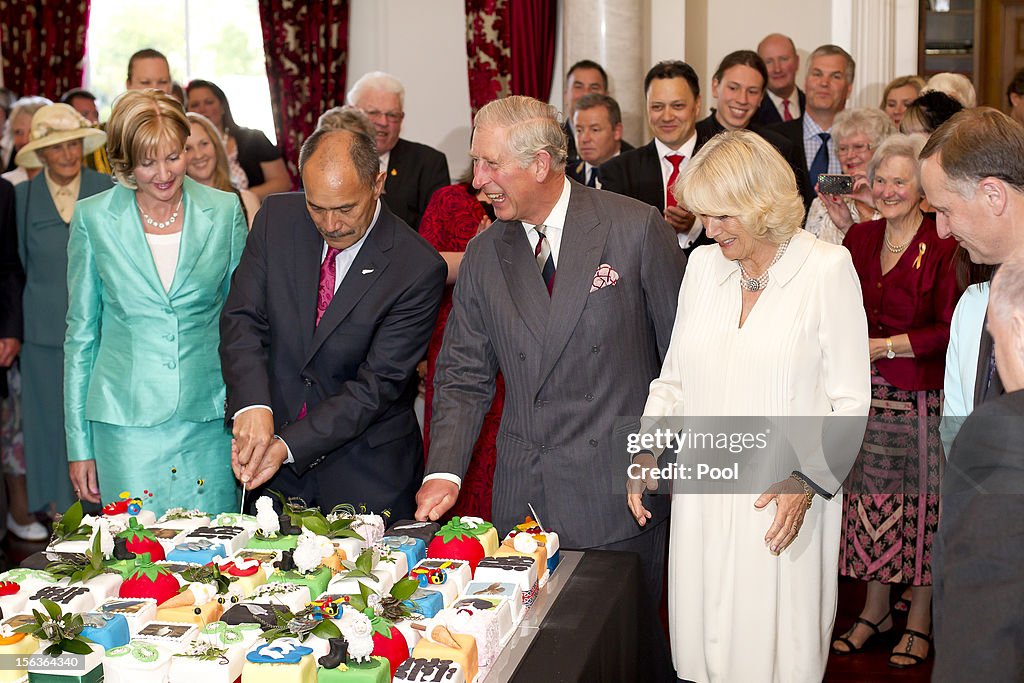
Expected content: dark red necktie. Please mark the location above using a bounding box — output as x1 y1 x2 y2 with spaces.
299 246 342 420
782 98 793 121
665 154 685 208
316 247 342 326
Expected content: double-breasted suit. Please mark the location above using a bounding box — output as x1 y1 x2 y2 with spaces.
427 180 684 549
220 196 446 518
17 167 112 511
64 178 246 515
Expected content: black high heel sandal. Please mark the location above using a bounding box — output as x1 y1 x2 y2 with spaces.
830 611 893 655
887 629 932 668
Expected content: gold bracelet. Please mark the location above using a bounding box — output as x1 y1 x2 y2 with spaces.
789 474 814 509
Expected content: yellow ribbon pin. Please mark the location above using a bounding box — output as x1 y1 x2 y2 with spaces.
913 242 926 269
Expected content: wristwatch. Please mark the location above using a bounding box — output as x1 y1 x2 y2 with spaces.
885 337 896 360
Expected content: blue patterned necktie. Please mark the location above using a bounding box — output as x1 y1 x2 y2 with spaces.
809 132 831 187
534 226 555 295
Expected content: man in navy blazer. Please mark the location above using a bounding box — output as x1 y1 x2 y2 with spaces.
220 128 446 517
752 33 806 126
347 71 450 232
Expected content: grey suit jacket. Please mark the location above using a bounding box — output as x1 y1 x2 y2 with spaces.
427 180 685 547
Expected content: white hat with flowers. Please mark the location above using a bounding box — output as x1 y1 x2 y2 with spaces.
14 103 107 169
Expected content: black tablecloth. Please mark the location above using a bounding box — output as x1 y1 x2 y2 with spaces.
510 550 676 683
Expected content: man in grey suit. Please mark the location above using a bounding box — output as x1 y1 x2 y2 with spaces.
415 96 685 603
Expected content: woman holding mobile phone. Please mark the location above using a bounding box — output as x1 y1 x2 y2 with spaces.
805 108 894 244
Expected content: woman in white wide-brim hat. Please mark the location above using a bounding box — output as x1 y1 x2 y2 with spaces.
12 103 112 536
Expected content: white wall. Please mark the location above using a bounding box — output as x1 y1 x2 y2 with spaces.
345 0 918 164
347 0 471 180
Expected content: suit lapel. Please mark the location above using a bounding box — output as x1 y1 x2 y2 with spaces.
637 141 665 211
167 182 215 298
537 183 608 388
105 186 170 301
306 209 392 362
291 211 322 362
495 220 550 344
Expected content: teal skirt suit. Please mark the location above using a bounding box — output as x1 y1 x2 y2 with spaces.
64 177 247 516
16 168 113 512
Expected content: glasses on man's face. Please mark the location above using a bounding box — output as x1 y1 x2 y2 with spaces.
837 142 872 155
363 109 404 123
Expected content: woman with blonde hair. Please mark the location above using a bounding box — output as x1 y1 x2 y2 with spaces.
65 89 247 516
881 75 926 127
184 112 259 228
629 130 870 682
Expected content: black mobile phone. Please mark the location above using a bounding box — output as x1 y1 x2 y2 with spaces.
817 174 854 195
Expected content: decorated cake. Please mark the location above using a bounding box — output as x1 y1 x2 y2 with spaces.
9 499 567 683
134 620 199 651
426 519 486 572
410 631 478 683
384 520 439 545
103 641 174 683
393 657 466 683
242 638 317 683
474 557 538 609
167 641 245 683
97 597 158 634
80 612 131 650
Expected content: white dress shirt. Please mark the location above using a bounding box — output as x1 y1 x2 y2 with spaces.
766 89 802 120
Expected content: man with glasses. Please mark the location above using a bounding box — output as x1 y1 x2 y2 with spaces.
347 72 450 231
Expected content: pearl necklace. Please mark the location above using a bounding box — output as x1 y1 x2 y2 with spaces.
883 229 913 253
738 239 791 292
139 197 183 230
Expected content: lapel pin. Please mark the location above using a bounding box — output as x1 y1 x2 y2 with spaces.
361 268 375 275
390 169 397 176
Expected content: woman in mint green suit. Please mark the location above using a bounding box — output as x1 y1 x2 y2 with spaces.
64 90 247 517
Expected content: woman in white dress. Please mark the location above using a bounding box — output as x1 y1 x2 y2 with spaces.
628 130 871 682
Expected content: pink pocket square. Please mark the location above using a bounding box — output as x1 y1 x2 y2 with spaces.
591 263 620 292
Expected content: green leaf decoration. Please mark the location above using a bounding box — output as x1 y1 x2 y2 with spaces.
57 501 84 538
368 613 391 638
180 564 231 594
123 553 170 582
390 577 419 602
14 623 36 634
302 515 330 537
437 517 474 543
62 639 93 655
354 548 374 575
43 598 63 621
311 620 341 640
117 518 156 542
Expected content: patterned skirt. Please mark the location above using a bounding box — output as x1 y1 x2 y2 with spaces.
839 367 943 585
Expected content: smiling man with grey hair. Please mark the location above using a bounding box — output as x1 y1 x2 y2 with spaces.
346 71 449 231
416 99 684 672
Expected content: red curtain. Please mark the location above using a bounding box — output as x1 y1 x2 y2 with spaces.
0 0 91 99
464 0 511 116
509 0 557 102
258 0 349 189
464 0 556 114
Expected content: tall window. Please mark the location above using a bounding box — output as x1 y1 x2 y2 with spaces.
85 0 276 143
